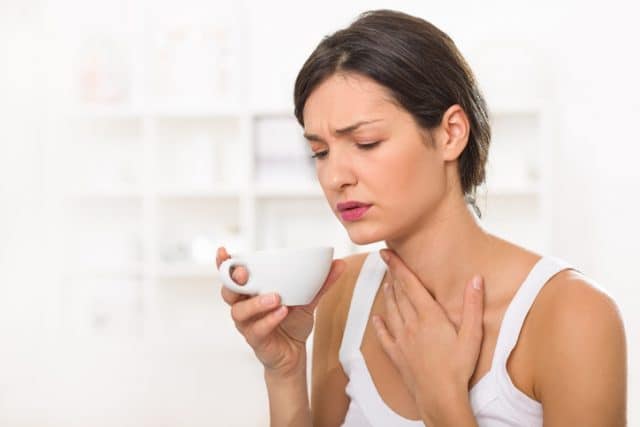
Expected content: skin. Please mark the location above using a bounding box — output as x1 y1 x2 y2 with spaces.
219 72 627 426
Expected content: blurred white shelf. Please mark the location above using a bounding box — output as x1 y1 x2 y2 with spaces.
63 263 143 278
150 104 247 118
70 104 251 119
51 27 555 347
156 262 220 279
483 185 542 197
155 187 242 199
250 106 295 118
64 263 223 279
255 183 323 198
61 189 144 199
70 104 299 120
61 188 244 200
69 105 145 119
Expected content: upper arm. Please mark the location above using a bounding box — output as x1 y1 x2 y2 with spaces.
311 254 364 427
536 273 627 426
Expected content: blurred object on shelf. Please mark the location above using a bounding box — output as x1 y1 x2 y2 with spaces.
188 132 217 188
68 229 142 272
254 116 315 184
257 199 351 257
89 277 141 335
218 132 245 187
211 224 245 255
208 24 237 100
75 34 130 105
151 21 239 107
161 131 217 191
61 276 141 336
159 238 190 264
102 141 141 189
62 118 142 193
160 225 244 265
190 235 217 264
255 157 315 184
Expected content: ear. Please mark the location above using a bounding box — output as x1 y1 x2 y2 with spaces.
438 104 470 161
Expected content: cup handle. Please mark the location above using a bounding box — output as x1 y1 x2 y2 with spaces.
218 258 257 295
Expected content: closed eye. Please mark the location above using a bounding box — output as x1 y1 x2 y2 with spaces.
358 141 381 150
310 141 381 160
310 151 328 160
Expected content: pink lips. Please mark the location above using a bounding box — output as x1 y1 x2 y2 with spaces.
337 201 372 221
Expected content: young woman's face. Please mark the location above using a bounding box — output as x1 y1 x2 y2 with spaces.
302 73 450 245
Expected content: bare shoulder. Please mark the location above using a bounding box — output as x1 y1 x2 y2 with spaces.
532 268 625 342
311 251 369 427
533 268 623 322
530 269 627 425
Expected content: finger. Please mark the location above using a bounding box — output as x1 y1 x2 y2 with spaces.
216 246 229 268
220 286 250 306
216 246 249 286
372 315 400 365
459 275 484 352
216 246 249 285
230 292 282 324
382 281 404 336
380 249 433 313
244 305 288 347
231 265 249 285
305 259 346 310
393 279 418 324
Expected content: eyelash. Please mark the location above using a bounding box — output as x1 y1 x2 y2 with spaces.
311 141 381 160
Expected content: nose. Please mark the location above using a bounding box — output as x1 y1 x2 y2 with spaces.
318 147 357 192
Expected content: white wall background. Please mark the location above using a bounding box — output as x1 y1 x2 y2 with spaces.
1 0 638 425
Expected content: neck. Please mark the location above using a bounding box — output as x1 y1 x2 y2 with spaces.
384 195 493 309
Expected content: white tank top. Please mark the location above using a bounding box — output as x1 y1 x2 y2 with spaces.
338 251 575 426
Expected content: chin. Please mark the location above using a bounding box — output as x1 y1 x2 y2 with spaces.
344 225 387 246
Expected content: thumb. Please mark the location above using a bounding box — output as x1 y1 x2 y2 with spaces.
458 275 484 353
306 259 346 310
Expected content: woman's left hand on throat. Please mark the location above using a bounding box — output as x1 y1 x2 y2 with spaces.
374 249 485 415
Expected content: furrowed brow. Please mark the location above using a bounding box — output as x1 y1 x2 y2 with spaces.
304 119 382 143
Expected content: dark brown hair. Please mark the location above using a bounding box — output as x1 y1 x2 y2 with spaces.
293 9 490 209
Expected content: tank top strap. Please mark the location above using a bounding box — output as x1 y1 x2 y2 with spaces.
339 251 387 368
492 255 576 370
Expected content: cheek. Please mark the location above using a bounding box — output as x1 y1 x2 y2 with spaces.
379 148 432 187
315 162 330 187
378 150 445 208
315 162 341 206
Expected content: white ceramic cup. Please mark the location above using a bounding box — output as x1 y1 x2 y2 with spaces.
218 246 334 306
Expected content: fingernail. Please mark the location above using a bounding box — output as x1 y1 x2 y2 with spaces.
472 276 482 290
379 250 390 263
383 282 391 293
260 294 277 306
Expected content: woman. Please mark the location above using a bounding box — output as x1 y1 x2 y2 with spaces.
217 9 627 426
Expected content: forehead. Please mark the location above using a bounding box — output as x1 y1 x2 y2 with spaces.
303 73 398 132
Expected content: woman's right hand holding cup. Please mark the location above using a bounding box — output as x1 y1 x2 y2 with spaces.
217 246 345 379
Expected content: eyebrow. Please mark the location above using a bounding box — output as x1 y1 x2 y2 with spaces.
303 119 383 143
